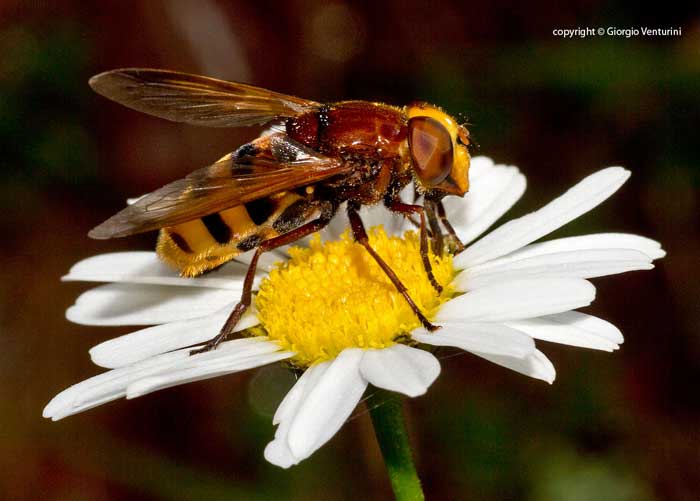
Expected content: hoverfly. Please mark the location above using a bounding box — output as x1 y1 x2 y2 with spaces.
88 69 471 353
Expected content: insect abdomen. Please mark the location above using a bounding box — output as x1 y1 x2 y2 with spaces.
157 191 315 277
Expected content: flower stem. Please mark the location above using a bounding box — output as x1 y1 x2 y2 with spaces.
369 388 425 501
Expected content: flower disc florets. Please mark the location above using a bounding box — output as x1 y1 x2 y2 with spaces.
255 228 457 367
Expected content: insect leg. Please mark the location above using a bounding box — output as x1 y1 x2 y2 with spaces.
385 199 442 294
191 203 337 355
347 205 440 332
436 200 466 254
424 200 445 257
190 251 262 355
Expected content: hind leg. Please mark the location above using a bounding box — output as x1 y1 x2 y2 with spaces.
191 203 336 355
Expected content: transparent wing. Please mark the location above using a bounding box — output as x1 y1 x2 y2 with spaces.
89 151 349 239
89 68 320 127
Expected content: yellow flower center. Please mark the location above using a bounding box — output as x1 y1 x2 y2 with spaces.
255 227 457 368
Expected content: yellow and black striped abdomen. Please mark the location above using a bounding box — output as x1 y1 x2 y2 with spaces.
157 190 315 277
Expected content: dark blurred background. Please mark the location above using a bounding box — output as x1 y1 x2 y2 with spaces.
1 1 698 499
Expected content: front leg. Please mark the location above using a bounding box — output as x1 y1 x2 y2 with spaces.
436 200 466 254
385 198 443 294
348 205 439 332
424 200 445 257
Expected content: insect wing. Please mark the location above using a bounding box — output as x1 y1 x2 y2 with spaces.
89 68 320 127
89 153 349 239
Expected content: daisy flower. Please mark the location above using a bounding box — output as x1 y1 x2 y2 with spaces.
44 157 664 471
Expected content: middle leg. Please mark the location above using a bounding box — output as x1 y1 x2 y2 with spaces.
348 205 440 332
385 198 443 293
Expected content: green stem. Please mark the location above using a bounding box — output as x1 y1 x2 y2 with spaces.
369 389 425 501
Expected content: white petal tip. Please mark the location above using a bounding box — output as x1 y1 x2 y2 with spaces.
88 347 110 368
604 166 631 179
541 366 557 385
582 281 596 302
46 408 69 421
64 306 80 324
603 167 631 190
264 441 297 469
537 355 557 384
43 408 65 421
43 395 69 420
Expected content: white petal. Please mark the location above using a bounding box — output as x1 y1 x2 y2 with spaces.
466 155 496 178
474 349 556 383
274 201 399 254
62 252 254 289
89 306 260 368
444 161 526 245
457 249 653 290
396 182 416 205
81 339 282 407
66 283 238 326
359 344 440 397
44 338 284 420
272 365 327 426
436 278 595 322
332 204 405 239
287 349 367 461
126 350 292 398
506 311 623 351
475 233 666 268
456 167 631 268
412 322 535 357
264 433 298 469
362 204 408 235
265 362 330 468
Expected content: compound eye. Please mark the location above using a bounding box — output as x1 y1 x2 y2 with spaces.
408 116 453 185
